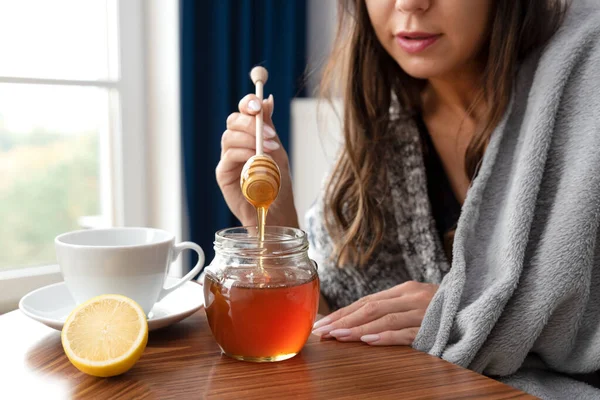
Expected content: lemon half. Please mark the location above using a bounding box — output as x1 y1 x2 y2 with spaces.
61 294 148 377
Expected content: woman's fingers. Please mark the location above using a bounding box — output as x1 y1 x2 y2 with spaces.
263 94 275 125
227 113 278 141
221 130 280 158
312 297 372 333
317 291 398 329
238 94 262 116
216 147 257 177
327 309 424 342
360 327 420 346
313 289 409 333
314 297 423 337
238 93 275 124
313 281 431 333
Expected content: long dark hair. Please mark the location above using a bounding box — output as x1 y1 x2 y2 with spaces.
321 0 568 267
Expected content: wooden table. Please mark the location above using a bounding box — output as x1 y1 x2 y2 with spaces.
1 310 533 399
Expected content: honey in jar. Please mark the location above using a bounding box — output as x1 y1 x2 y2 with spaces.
203 226 319 362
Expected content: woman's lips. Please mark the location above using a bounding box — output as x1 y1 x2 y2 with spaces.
395 33 441 54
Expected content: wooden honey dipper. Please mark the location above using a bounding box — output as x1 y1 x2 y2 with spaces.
240 67 281 212
240 67 281 242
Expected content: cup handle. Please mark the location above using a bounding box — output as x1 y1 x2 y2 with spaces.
157 241 205 301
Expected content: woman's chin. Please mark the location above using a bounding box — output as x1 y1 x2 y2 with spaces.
395 58 451 80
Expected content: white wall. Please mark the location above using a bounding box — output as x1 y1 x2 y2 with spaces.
291 1 341 229
291 99 342 229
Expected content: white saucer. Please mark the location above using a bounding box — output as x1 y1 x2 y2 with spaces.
19 277 204 332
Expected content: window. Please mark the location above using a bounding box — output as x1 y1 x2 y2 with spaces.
0 0 146 273
0 0 182 314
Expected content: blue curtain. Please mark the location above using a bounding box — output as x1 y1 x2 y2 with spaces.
180 0 307 268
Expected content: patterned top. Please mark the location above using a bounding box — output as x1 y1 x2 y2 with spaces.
306 111 453 311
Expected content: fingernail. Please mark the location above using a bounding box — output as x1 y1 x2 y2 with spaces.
263 125 277 138
329 329 352 338
248 100 261 112
360 334 380 344
263 140 280 151
268 94 274 117
322 333 332 340
313 316 332 330
312 324 333 336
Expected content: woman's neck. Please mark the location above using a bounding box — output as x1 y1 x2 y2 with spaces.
422 64 487 123
419 63 487 204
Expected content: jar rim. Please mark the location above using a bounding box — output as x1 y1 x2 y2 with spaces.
215 226 306 244
213 226 308 257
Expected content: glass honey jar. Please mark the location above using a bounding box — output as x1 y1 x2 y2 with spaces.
203 226 319 362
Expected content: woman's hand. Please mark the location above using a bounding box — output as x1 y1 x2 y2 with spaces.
312 281 438 345
216 94 299 228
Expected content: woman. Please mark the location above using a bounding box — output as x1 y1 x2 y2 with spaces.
217 0 600 397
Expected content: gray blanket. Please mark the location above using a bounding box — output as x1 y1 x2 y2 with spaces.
413 1 600 399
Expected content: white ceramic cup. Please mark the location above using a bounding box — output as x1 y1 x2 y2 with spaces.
55 227 205 315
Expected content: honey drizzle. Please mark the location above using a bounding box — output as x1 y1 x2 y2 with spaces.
256 206 269 276
257 206 268 243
